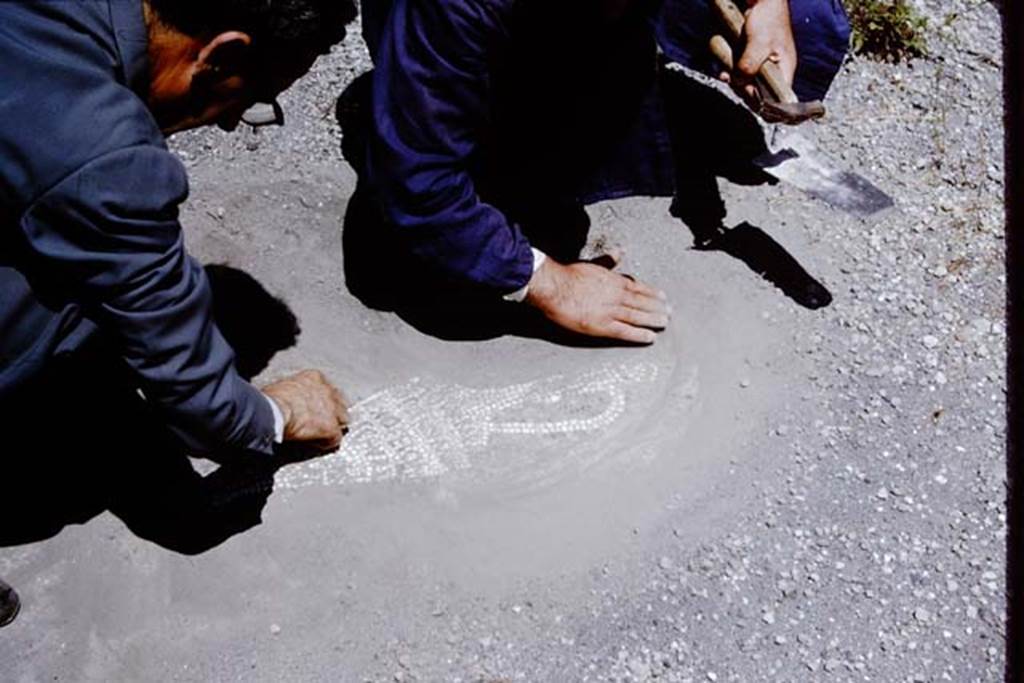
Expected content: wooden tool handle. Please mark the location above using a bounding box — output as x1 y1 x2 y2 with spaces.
711 0 799 105
713 0 747 38
709 34 735 70
755 59 799 105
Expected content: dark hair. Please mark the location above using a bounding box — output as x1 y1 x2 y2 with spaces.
148 0 356 56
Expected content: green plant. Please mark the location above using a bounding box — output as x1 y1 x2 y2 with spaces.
846 0 929 63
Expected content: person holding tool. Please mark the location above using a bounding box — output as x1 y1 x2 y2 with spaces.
0 0 356 625
347 0 850 343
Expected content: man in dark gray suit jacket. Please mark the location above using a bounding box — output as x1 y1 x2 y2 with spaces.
0 0 356 624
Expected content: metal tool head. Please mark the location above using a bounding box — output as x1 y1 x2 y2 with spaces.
754 130 895 216
752 83 826 125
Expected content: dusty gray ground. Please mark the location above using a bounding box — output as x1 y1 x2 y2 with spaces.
0 3 1007 681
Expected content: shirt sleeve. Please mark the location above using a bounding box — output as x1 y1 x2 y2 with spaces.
265 392 286 443
17 145 276 456
366 0 535 294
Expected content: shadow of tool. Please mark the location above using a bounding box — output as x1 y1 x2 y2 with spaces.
0 265 299 555
697 222 832 309
660 68 832 310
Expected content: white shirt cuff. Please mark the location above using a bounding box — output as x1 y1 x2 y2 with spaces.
502 248 548 303
264 393 285 443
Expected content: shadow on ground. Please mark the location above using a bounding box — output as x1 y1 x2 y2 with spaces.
335 66 831 344
660 67 833 310
0 265 300 555
696 222 833 309
342 183 637 345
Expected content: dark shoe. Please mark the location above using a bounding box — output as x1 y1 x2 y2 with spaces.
0 578 20 627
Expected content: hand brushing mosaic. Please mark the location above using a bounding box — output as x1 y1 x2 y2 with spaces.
274 361 677 491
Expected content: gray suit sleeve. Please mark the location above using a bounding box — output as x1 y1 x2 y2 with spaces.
18 144 276 455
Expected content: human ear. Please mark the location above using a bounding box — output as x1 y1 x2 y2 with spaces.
194 31 253 85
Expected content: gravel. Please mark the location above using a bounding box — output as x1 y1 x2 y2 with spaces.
164 3 1005 681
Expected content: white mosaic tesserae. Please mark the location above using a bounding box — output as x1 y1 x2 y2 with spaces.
274 362 660 490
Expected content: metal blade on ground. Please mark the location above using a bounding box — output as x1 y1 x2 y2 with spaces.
754 130 894 217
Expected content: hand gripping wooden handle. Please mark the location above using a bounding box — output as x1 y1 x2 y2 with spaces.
709 34 736 70
710 34 826 124
713 0 748 37
711 0 799 105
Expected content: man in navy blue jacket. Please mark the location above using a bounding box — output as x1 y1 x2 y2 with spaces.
356 0 850 343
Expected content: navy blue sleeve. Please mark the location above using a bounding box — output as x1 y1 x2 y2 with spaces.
366 0 535 293
18 147 276 455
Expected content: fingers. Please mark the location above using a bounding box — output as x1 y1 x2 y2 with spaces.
310 431 342 453
626 277 667 301
735 41 772 106
527 260 673 345
330 385 349 425
305 370 348 422
263 369 351 451
318 382 348 445
774 48 797 85
737 35 774 78
737 0 797 90
605 277 671 341
622 290 666 317
618 280 671 330
604 321 658 345
306 413 343 452
617 306 669 331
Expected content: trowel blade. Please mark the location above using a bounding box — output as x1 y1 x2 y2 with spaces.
754 131 894 217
